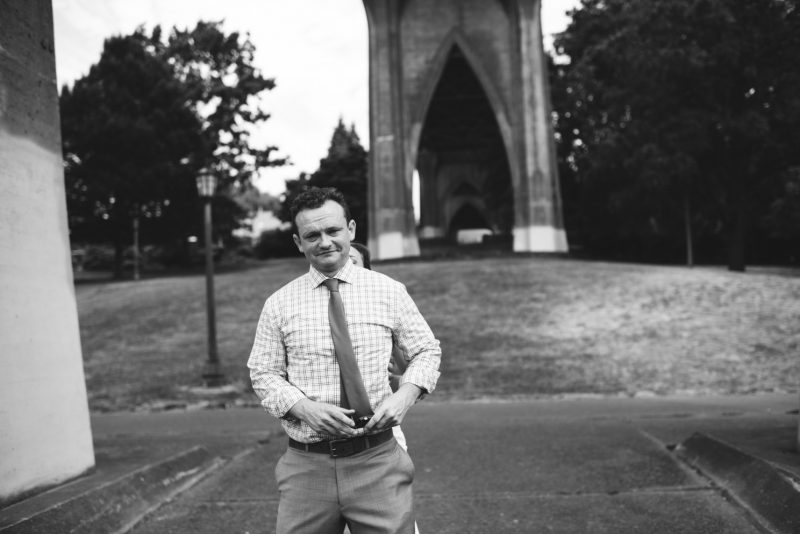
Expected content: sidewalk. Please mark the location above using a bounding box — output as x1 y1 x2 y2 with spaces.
1 394 798 533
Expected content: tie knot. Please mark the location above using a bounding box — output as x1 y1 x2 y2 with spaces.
323 278 339 292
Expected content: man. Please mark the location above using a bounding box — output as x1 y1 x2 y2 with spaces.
248 187 441 533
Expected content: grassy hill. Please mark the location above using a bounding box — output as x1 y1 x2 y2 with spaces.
75 256 800 411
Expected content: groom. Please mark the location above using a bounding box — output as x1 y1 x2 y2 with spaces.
248 186 441 533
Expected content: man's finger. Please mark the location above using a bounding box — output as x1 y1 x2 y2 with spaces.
365 412 389 432
336 412 356 428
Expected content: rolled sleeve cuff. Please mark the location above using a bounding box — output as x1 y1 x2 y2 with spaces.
264 386 307 419
400 367 440 396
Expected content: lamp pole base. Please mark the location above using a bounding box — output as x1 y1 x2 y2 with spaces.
201 362 226 388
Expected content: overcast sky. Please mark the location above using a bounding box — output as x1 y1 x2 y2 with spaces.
53 0 580 195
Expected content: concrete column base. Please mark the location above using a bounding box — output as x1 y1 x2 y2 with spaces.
373 231 421 260
419 226 445 239
513 225 568 253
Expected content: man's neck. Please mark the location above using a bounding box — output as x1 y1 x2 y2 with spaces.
312 262 347 279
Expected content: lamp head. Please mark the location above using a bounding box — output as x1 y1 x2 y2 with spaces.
196 168 217 198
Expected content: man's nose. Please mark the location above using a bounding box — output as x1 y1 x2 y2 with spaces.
319 233 332 248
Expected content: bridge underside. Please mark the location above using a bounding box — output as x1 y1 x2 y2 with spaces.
417 47 513 244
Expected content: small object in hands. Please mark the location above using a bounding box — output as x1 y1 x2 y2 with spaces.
352 416 371 429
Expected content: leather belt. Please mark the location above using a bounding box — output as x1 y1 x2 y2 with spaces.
289 429 394 458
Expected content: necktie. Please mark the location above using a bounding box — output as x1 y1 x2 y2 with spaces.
322 278 373 417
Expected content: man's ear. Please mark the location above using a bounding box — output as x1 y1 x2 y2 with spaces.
292 234 302 251
348 220 356 240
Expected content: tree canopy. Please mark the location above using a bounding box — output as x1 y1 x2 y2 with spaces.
60 21 285 276
551 0 800 269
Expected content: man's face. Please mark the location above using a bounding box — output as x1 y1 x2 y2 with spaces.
293 200 356 276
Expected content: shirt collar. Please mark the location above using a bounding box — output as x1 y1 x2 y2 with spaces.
308 259 357 288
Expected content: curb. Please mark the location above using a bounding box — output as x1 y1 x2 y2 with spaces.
676 432 800 534
0 446 224 534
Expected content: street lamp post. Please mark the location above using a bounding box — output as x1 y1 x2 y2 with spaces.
196 168 224 387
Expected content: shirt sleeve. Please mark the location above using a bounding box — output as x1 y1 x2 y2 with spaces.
247 296 307 418
392 284 441 395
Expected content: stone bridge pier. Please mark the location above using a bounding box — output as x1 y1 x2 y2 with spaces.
0 0 94 504
363 0 568 259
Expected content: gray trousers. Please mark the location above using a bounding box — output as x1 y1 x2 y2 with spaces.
275 437 415 534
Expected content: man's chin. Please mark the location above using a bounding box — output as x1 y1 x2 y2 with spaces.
313 254 344 273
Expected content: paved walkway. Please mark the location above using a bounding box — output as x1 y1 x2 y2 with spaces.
2 394 799 533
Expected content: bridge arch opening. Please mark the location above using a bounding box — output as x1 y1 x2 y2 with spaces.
415 45 513 247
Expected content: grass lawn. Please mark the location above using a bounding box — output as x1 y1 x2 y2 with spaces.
75 256 800 412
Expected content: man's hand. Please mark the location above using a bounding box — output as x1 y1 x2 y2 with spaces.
288 399 358 437
364 383 423 432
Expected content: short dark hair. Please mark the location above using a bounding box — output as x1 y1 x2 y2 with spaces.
290 187 351 233
350 241 371 270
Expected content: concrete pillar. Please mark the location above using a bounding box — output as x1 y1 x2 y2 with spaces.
363 0 421 260
0 0 95 504
513 0 568 253
363 0 567 257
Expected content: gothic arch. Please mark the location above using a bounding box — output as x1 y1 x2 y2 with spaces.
407 31 519 194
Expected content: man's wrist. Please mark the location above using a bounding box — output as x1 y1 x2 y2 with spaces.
396 383 424 407
286 398 311 421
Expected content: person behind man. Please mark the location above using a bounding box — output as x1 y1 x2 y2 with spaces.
248 187 441 533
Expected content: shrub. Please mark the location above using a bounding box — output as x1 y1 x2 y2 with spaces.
254 228 298 259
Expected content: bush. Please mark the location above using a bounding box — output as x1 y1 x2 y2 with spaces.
74 244 115 271
254 228 298 259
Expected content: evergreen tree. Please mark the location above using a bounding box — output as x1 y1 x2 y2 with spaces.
280 120 369 237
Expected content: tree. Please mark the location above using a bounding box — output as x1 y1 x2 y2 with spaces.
552 0 800 269
61 33 203 278
278 172 311 226
152 21 288 254
148 21 287 189
279 120 369 237
61 22 286 277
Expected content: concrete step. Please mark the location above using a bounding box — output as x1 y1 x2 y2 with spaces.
677 432 800 534
0 446 225 534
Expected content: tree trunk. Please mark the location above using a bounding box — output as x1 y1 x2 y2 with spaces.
727 175 747 272
683 193 694 267
132 213 140 280
113 236 125 279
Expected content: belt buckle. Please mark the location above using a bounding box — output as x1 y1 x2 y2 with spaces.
329 438 355 458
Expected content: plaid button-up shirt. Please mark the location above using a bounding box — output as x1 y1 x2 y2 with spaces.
248 260 441 443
